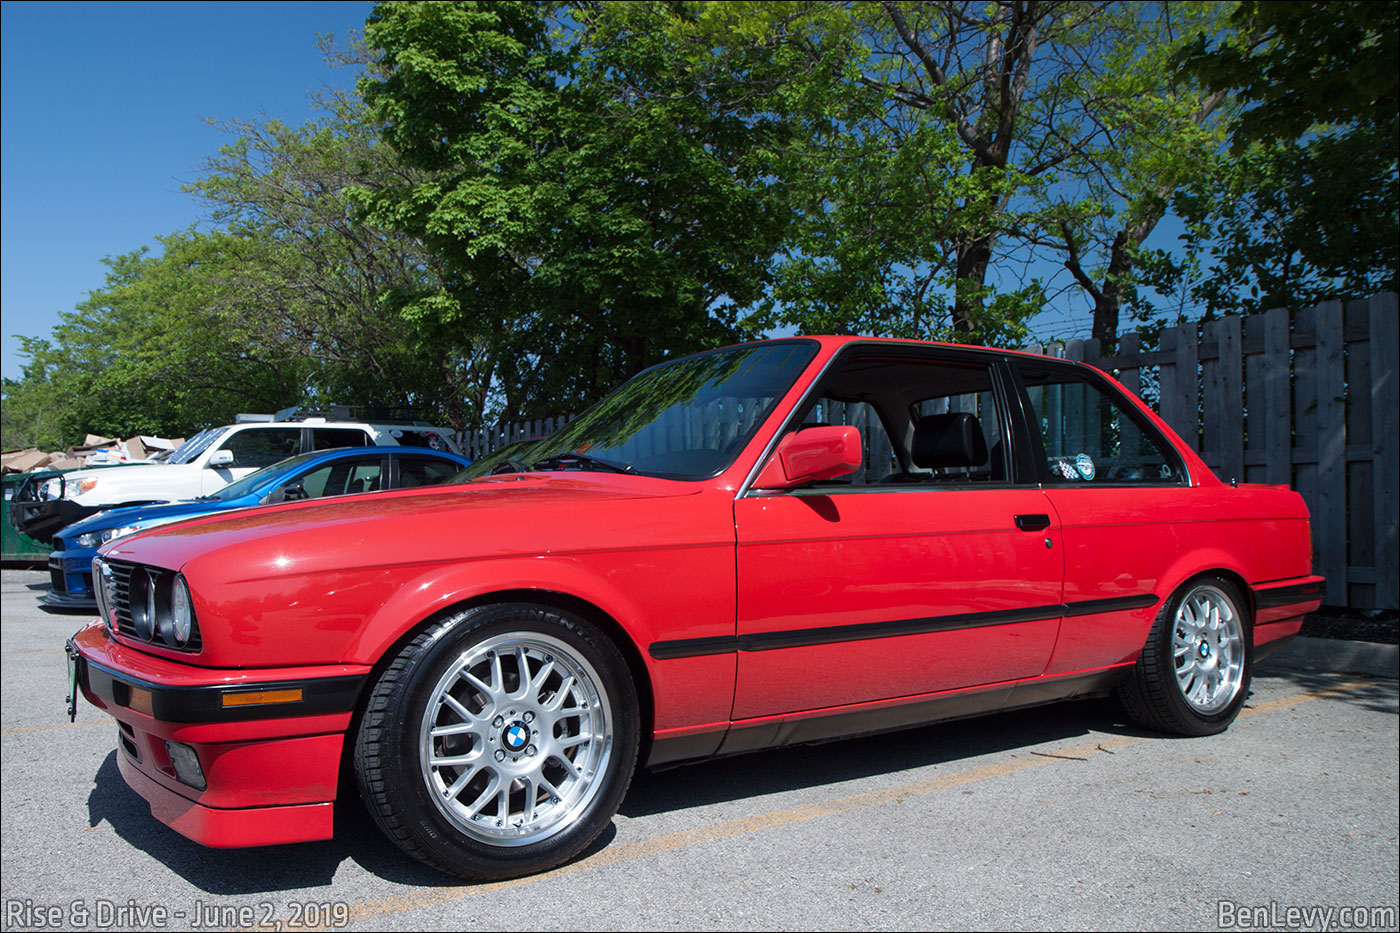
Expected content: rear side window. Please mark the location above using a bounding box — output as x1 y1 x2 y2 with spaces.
398 456 460 488
1016 364 1185 485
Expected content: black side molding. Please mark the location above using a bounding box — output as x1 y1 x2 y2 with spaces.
650 593 1160 660
1253 581 1324 610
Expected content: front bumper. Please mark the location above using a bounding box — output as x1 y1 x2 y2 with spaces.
69 622 371 847
14 498 100 546
46 549 96 608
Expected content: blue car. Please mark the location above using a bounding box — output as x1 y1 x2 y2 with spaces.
45 445 470 608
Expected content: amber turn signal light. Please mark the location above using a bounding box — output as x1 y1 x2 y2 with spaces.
220 688 304 708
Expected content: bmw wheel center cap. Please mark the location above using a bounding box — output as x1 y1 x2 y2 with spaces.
503 722 529 752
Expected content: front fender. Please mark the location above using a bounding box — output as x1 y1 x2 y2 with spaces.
342 550 740 736
347 555 652 665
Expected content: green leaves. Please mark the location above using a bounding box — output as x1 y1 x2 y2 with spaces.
359 1 796 414
1161 0 1399 316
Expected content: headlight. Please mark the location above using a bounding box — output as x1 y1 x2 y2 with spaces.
79 517 182 549
48 477 97 499
170 575 196 648
93 558 116 633
97 559 201 651
77 525 139 548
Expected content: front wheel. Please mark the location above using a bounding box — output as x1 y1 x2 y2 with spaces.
354 603 639 879
1116 577 1252 736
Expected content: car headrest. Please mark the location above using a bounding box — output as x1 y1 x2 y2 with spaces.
911 412 988 469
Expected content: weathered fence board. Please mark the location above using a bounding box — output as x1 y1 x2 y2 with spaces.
1370 293 1399 609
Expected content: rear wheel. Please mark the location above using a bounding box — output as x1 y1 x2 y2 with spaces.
355 603 638 879
1117 577 1251 736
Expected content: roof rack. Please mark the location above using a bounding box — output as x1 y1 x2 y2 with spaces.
271 405 439 427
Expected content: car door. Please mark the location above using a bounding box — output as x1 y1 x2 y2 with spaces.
1009 359 1193 676
264 453 389 503
732 349 1064 721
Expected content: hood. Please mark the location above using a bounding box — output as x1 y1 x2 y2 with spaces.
62 496 247 539
57 460 205 506
102 472 707 579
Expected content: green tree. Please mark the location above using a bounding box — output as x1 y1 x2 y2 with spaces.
667 2 1237 350
358 0 796 415
189 80 502 433
2 234 308 448
1156 0 1399 315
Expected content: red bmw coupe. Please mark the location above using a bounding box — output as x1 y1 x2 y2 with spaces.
69 336 1323 879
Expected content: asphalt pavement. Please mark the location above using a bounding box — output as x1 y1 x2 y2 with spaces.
2 568 1396 932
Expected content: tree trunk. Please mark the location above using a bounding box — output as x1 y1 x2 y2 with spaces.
1091 231 1130 354
953 234 994 335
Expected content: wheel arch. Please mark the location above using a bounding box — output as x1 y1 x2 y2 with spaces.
1155 552 1257 626
338 582 658 799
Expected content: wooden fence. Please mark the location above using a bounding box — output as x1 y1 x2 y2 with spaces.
459 292 1398 610
1031 292 1398 610
460 415 573 461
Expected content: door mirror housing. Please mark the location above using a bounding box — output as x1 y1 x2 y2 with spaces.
753 426 862 490
207 449 234 468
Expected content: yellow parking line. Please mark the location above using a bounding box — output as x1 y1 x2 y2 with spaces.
1239 678 1371 718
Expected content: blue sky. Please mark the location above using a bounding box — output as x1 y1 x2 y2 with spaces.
1 0 1184 388
1 0 373 382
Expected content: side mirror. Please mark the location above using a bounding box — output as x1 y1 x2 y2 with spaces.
207 449 234 468
753 426 862 490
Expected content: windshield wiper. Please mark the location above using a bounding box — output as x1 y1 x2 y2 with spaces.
530 452 637 474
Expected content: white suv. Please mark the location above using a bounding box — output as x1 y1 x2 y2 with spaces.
15 410 460 543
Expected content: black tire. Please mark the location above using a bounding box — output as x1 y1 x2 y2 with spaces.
354 602 639 880
1116 576 1252 736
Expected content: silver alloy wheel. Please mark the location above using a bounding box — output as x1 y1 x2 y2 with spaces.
1171 583 1246 713
419 631 614 847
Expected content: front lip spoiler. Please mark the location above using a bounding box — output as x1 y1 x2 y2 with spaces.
71 643 366 724
43 590 97 610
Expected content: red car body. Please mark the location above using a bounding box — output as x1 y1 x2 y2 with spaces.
70 336 1322 877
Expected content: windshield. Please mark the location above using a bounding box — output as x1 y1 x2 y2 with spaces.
207 449 327 500
529 341 817 480
166 427 228 465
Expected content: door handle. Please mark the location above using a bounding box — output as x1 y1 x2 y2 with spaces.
1014 513 1052 531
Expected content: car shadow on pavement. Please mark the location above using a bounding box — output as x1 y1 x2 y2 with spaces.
622 695 1145 819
